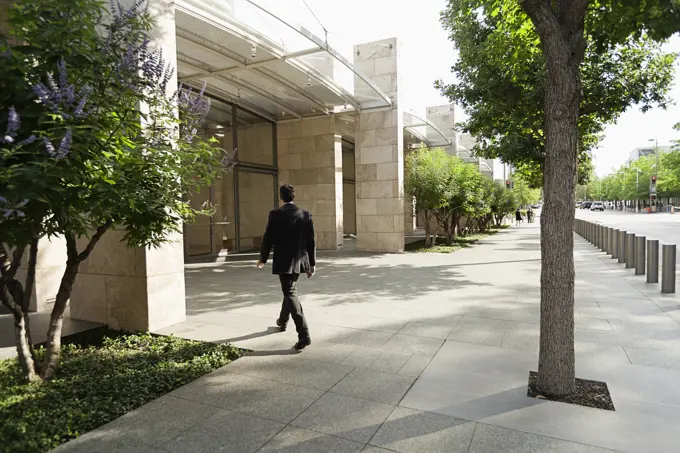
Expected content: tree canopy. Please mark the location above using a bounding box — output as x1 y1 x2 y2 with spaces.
405 145 513 245
0 0 229 381
437 0 678 181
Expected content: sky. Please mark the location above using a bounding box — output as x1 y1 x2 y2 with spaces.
256 0 679 177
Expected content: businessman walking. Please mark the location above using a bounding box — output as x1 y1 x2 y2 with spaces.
257 184 315 351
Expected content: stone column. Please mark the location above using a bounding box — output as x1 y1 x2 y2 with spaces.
69 0 185 332
353 38 404 253
277 116 344 250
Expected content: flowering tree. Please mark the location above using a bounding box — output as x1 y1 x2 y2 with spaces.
0 0 231 381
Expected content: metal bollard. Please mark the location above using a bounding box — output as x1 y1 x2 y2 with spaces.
635 236 646 275
591 223 595 244
612 229 619 259
626 233 636 268
647 240 659 283
607 228 613 255
598 225 604 250
662 244 676 294
618 230 627 264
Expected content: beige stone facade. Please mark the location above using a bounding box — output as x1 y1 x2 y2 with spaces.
277 117 344 250
353 38 405 253
68 0 186 331
70 230 186 331
16 237 67 313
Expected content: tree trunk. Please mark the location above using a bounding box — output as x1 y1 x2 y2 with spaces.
1 283 38 382
40 240 79 380
424 210 434 247
40 224 110 379
0 243 40 382
438 215 453 245
23 238 39 364
522 0 588 397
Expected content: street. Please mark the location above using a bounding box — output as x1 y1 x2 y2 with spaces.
576 209 680 247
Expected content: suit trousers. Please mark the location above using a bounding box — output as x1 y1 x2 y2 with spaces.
278 274 310 341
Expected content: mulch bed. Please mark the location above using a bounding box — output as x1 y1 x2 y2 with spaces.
527 371 615 411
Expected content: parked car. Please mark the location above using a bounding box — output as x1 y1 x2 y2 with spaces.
576 201 583 209
591 201 604 212
582 201 592 209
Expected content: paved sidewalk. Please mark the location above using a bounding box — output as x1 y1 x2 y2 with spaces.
53 224 680 453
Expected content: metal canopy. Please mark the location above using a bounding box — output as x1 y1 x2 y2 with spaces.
174 0 392 122
403 111 452 148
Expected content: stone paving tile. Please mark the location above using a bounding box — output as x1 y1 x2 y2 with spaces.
95 395 218 447
468 423 618 453
368 407 476 453
315 325 395 348
456 316 540 334
575 342 631 364
367 351 413 373
447 327 506 346
340 347 385 368
51 434 168 453
291 393 395 444
622 346 680 370
223 354 353 391
397 354 433 377
259 426 364 453
171 371 323 423
331 368 415 405
397 320 458 339
162 409 284 453
380 334 444 356
294 341 358 365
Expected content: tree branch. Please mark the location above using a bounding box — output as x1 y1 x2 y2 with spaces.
22 237 39 314
0 244 10 278
77 220 112 264
10 247 22 276
1 244 24 279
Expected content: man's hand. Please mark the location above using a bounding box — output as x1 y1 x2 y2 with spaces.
257 261 265 269
306 266 315 278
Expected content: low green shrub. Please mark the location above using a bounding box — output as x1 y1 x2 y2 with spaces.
0 330 242 453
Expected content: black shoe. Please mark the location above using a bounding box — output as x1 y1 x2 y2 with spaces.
276 319 287 332
294 338 311 351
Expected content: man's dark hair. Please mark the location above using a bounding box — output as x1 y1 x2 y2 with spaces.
280 184 295 203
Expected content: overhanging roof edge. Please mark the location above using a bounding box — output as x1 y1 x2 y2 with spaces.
403 111 452 146
243 0 392 109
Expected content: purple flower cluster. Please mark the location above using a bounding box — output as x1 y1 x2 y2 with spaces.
0 107 36 147
176 83 211 142
32 59 92 119
0 197 28 218
1 107 20 144
105 0 175 94
43 129 72 160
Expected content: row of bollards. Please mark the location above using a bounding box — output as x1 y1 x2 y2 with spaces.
574 219 676 293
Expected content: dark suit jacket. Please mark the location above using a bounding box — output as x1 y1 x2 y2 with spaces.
259 203 316 275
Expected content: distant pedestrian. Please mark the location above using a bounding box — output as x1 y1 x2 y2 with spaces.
515 208 522 226
527 207 533 223
257 184 315 351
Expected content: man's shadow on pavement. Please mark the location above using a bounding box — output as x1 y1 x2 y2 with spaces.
219 326 300 356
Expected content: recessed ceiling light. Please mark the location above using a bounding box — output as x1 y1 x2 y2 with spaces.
251 44 257 58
